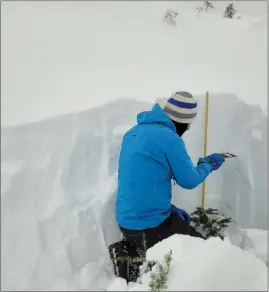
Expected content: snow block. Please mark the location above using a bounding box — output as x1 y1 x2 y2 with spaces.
133 234 267 291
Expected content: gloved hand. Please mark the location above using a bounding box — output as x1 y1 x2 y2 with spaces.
171 204 191 225
198 153 225 171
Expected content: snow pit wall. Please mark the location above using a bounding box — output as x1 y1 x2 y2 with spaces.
1 93 267 290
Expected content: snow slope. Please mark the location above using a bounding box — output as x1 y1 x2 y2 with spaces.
1 1 267 126
108 235 267 291
1 94 267 290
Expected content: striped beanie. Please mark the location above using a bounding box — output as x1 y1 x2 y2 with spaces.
163 91 198 124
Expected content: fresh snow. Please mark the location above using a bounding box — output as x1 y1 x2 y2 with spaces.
108 234 267 291
1 1 268 291
241 229 268 265
1 1 267 127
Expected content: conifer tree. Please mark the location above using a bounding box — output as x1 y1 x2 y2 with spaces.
148 250 172 292
224 3 237 19
204 1 214 12
190 207 232 240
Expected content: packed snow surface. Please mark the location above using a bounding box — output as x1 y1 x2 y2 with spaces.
1 1 267 126
241 229 268 265
108 234 267 291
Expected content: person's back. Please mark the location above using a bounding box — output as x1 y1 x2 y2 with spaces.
116 91 225 246
116 103 179 230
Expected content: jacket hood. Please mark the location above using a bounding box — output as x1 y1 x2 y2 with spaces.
137 103 176 131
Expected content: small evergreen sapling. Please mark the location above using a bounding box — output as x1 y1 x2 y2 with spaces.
190 207 232 240
196 1 214 16
164 9 178 25
224 3 237 19
204 1 214 12
148 249 172 292
137 234 158 283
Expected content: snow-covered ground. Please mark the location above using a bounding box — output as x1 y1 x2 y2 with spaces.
108 234 267 291
1 1 267 127
1 1 267 291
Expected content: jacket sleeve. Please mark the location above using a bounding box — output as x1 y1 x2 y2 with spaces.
165 133 213 189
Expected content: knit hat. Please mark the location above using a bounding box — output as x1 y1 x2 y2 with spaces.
163 91 198 124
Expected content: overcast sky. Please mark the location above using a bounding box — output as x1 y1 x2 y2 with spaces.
1 1 267 127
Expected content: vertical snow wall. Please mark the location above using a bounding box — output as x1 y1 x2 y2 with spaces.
1 93 267 290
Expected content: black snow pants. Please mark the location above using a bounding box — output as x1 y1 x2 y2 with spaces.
108 212 205 283
119 212 205 251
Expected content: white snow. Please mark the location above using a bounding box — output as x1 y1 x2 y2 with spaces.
1 1 267 126
241 229 268 265
125 234 267 291
107 278 128 291
1 1 267 291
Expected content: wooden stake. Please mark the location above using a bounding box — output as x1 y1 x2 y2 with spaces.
201 91 209 209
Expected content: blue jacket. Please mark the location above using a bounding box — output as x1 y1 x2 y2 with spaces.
116 103 212 230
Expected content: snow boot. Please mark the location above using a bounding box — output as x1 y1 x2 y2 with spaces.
108 239 143 283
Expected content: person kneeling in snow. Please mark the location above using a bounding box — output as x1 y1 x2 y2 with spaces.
116 91 225 251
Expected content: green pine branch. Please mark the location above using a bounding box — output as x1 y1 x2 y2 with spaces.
190 207 232 240
148 249 172 292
